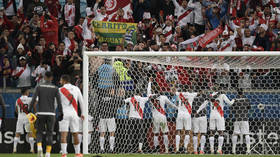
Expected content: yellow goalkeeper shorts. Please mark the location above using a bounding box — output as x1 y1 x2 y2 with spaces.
27 113 37 138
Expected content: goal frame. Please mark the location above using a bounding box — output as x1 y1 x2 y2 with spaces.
82 51 280 154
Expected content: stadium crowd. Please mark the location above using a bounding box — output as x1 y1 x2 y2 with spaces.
1 0 280 88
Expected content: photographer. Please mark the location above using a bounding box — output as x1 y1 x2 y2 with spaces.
26 0 46 20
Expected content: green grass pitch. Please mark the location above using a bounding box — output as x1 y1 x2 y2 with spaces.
0 154 279 157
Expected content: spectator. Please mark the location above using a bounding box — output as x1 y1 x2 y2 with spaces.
44 0 61 18
0 55 13 87
63 0 76 27
206 2 227 29
253 24 270 50
40 11 59 47
26 0 46 20
12 56 31 88
100 42 109 51
31 60 51 85
93 0 109 21
132 0 151 23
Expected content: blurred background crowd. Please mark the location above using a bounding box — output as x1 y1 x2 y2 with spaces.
1 0 280 89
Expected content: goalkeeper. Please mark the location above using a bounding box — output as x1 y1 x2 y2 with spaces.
29 71 63 157
231 89 251 154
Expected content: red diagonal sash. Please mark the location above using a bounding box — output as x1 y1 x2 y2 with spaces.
152 100 166 116
131 97 143 119
178 9 192 22
17 98 28 114
14 66 26 78
213 101 224 117
220 43 231 51
164 30 173 38
179 93 192 114
60 87 78 114
5 0 13 9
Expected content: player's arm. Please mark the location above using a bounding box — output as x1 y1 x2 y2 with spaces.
0 95 5 119
222 94 235 106
197 100 208 114
164 97 178 109
29 86 39 113
77 87 85 120
55 87 63 120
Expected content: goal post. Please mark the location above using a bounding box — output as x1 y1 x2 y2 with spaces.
82 51 280 155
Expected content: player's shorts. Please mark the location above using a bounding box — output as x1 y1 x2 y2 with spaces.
153 117 169 134
16 117 30 134
59 113 80 133
176 115 191 130
209 117 225 131
192 116 207 134
233 121 250 135
99 118 116 133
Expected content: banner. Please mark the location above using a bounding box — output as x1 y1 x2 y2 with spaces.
198 25 224 48
104 0 131 16
92 20 137 47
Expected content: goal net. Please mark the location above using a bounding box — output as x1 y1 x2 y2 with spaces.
82 51 280 155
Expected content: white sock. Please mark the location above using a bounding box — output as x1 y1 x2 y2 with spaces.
184 135 190 149
100 137 105 150
109 136 115 151
193 136 198 152
45 152 50 157
175 135 180 151
218 136 224 151
74 144 80 154
88 134 92 145
209 136 214 151
245 135 250 152
154 136 159 147
200 135 206 151
232 135 238 153
29 137 35 151
61 143 67 154
139 143 143 151
13 137 20 150
163 135 169 149
77 134 82 150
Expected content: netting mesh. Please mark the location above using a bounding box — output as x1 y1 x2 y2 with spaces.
87 55 280 155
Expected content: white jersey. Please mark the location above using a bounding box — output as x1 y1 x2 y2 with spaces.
210 92 234 119
188 0 204 25
59 83 84 116
162 25 173 43
242 36 255 46
172 0 193 26
93 3 109 21
125 96 149 119
16 96 32 119
151 95 177 119
31 65 51 84
176 92 197 117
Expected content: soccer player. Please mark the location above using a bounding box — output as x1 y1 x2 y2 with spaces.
232 89 251 154
148 84 178 154
59 74 84 157
173 87 197 153
192 89 209 154
95 87 123 153
29 71 63 157
13 88 35 153
124 81 154 153
209 87 235 154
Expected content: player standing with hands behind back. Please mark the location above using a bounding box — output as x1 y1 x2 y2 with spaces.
59 75 85 157
29 71 63 157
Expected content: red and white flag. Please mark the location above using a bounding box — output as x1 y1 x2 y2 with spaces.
198 25 224 48
104 0 132 19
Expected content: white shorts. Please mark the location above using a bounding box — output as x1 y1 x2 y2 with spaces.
99 118 116 133
233 121 250 135
16 117 30 134
153 117 169 134
209 117 225 131
79 118 94 133
59 114 80 133
192 116 207 134
176 115 191 130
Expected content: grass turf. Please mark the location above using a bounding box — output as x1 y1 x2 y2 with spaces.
0 154 279 157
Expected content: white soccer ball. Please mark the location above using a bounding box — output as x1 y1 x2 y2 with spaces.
258 103 265 110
